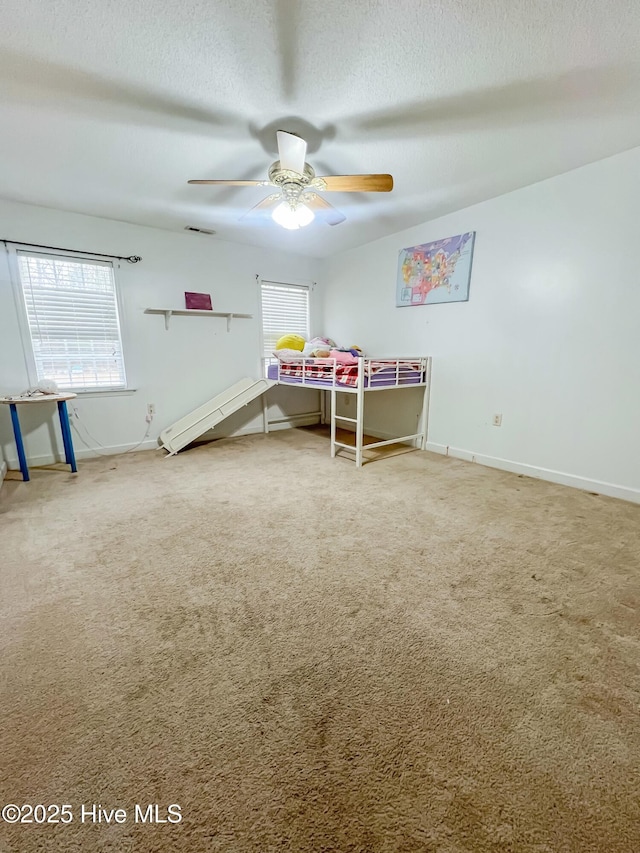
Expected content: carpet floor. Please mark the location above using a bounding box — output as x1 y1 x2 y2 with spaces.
1 428 639 853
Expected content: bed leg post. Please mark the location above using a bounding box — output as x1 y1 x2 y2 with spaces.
419 357 432 450
356 357 365 468
330 388 337 457
262 393 270 434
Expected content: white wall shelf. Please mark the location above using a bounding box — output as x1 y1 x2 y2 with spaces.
144 308 253 331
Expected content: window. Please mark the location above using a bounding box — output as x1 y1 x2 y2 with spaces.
260 280 310 358
16 251 127 391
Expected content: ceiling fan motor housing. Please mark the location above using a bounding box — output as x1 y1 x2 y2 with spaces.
268 161 326 207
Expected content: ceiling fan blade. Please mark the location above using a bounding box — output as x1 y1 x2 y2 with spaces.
343 66 640 139
303 194 346 226
317 174 393 192
0 47 246 137
240 194 281 221
188 179 266 186
276 130 307 174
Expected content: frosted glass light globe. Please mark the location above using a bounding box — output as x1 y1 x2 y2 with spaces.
272 202 315 230
272 202 300 230
295 204 315 227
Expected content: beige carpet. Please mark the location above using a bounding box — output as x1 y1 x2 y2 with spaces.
1 428 639 853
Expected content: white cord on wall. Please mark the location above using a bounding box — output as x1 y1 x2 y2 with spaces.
69 405 154 458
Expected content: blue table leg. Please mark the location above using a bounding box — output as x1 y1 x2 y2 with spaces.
57 400 77 473
10 403 30 482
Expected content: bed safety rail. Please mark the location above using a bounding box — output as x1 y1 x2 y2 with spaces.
262 356 429 390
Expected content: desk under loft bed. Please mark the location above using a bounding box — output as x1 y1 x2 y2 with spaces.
263 356 432 467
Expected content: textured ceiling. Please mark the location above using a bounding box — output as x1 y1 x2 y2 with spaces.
1 0 640 258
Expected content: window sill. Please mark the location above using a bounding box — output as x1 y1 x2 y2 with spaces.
68 388 137 398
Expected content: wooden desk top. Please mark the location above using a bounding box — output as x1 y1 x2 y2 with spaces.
0 393 78 405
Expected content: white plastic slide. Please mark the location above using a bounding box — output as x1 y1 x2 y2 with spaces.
159 377 275 455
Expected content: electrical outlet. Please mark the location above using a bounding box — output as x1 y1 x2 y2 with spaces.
492 413 502 427
147 403 156 416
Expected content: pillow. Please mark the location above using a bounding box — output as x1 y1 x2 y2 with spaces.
274 349 305 362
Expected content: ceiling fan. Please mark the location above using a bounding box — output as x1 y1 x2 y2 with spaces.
188 130 393 229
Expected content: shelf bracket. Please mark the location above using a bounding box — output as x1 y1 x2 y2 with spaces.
226 314 232 332
163 310 173 330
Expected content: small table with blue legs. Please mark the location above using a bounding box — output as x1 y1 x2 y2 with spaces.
0 393 78 482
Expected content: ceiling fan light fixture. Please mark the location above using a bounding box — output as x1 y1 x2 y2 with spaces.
295 203 315 228
272 201 315 230
272 202 299 229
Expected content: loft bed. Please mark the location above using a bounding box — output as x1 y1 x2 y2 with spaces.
262 356 432 467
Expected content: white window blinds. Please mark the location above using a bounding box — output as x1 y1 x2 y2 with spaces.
17 251 127 391
260 280 309 356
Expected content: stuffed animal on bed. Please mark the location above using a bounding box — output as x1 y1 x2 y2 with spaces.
329 348 359 365
273 333 307 361
302 336 335 358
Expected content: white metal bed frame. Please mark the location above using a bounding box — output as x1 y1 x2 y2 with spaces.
262 356 432 467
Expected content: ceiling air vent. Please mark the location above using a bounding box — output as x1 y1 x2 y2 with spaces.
184 226 216 235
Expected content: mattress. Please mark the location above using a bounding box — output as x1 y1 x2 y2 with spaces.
267 360 424 389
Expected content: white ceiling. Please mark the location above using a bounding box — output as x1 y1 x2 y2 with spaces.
2 0 640 258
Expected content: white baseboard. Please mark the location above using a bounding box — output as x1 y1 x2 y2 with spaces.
262 413 322 433
2 415 321 470
186 412 322 444
2 438 160 469
225 414 321 438
425 442 640 505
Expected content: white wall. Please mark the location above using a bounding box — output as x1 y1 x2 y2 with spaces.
0 199 322 467
322 146 640 503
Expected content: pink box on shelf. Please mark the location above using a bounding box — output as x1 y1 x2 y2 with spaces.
185 291 213 310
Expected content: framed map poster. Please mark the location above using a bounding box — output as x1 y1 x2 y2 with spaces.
396 232 476 306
